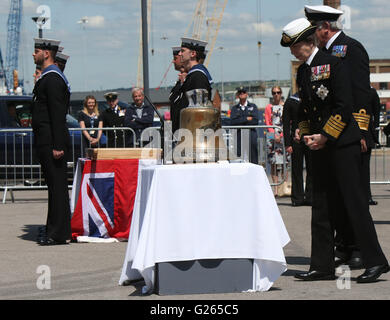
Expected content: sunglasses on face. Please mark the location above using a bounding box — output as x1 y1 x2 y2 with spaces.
272 91 281 95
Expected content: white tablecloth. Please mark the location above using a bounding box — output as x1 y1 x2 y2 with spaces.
119 162 290 293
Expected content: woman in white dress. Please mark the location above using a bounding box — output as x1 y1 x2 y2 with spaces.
265 86 288 196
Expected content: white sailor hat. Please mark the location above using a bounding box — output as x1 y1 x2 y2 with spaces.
34 38 61 51
104 92 119 100
280 18 317 47
181 37 207 52
55 52 70 64
304 5 343 22
172 46 181 56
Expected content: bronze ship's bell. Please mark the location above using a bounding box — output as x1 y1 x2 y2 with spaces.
177 89 228 163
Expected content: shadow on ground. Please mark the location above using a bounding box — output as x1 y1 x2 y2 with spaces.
18 224 44 242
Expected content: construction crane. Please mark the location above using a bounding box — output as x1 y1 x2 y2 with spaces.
185 0 228 67
5 0 22 93
156 1 227 89
0 46 7 93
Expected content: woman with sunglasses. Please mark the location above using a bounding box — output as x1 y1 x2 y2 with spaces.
265 86 289 196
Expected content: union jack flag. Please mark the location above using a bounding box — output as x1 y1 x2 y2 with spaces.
71 159 140 240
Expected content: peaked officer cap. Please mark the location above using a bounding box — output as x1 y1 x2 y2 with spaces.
280 18 317 47
304 5 344 22
104 92 119 100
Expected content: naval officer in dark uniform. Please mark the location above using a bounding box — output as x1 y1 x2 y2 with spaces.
100 92 126 147
280 18 389 283
169 46 186 134
171 37 212 134
365 87 381 204
54 51 69 73
32 38 72 246
282 94 312 206
230 87 259 164
305 5 374 269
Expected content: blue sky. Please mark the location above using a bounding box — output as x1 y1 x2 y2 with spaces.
0 0 389 94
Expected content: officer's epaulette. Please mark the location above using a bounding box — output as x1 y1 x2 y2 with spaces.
353 109 370 131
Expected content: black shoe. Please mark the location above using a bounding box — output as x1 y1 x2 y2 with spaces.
335 256 348 267
38 237 68 246
303 200 312 206
369 199 378 205
335 249 351 267
356 264 390 283
294 270 336 281
36 229 47 243
292 201 305 207
347 251 363 270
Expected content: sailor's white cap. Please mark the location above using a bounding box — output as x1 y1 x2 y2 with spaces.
55 52 70 64
34 38 61 51
172 46 181 56
180 37 207 52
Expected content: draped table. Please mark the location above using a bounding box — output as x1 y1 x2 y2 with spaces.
119 162 290 294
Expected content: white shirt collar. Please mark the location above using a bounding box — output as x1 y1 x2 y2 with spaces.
239 100 248 109
306 47 319 66
326 31 342 50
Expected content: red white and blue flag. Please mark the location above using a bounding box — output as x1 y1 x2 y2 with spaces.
71 159 140 240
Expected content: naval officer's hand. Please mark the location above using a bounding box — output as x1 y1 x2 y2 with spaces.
294 128 300 142
304 134 327 150
53 149 65 159
360 138 367 153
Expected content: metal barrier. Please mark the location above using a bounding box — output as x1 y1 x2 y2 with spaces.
0 127 136 203
2 123 389 203
222 125 289 191
140 124 289 189
370 124 390 185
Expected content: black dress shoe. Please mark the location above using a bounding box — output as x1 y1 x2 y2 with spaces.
335 255 348 267
38 237 68 246
356 264 390 283
294 270 336 281
369 199 378 205
335 249 351 267
347 251 363 270
291 201 305 207
36 230 47 244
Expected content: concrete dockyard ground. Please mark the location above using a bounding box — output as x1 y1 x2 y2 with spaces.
0 184 389 301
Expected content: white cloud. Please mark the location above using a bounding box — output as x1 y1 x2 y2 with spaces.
370 0 389 5
248 22 277 35
23 0 39 14
354 17 390 31
170 10 192 23
218 28 242 38
85 15 105 28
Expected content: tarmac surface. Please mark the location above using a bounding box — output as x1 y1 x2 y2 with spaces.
0 183 389 301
